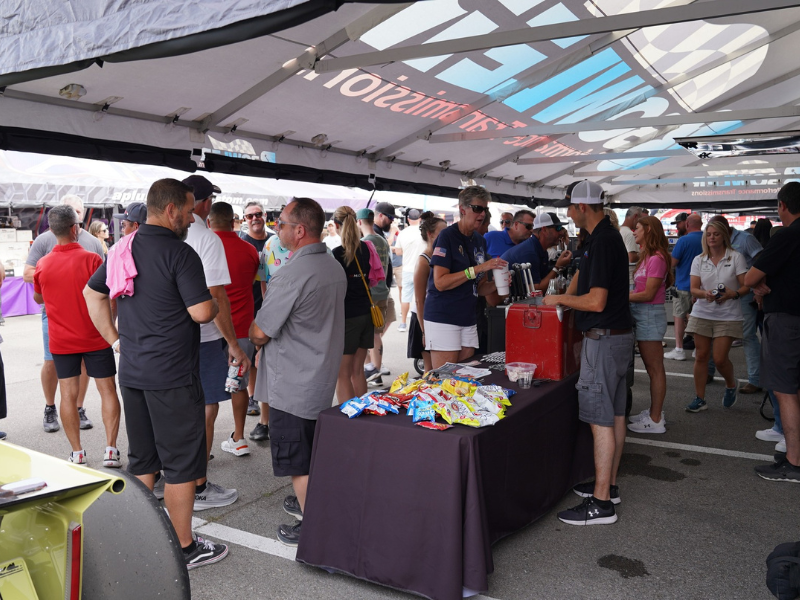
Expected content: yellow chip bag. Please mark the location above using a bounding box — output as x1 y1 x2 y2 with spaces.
389 372 409 393
442 378 477 397
398 378 425 395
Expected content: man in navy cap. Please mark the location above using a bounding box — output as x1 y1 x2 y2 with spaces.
114 202 148 238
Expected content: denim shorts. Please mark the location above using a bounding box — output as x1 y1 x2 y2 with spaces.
630 303 667 342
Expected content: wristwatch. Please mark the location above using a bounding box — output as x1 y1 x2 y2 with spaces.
734 291 741 299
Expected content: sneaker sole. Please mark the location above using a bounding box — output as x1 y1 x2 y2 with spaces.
755 472 800 483
186 547 229 570
79 423 93 430
276 534 300 547
249 431 270 441
572 489 621 505
103 461 122 468
246 409 261 416
43 425 60 433
685 405 708 413
221 442 251 457
193 495 239 511
365 372 382 383
626 424 666 434
755 432 784 442
284 507 303 521
558 514 618 526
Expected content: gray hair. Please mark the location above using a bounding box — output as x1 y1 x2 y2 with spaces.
625 206 644 219
458 185 491 208
49 205 79 238
244 201 264 212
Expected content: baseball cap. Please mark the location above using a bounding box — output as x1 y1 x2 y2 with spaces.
553 180 585 207
570 180 604 204
374 202 397 219
182 175 221 201
407 208 422 220
671 212 689 224
355 208 374 220
113 202 147 224
533 212 564 231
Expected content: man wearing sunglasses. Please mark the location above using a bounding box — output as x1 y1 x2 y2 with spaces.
500 212 513 231
484 209 535 258
501 212 573 292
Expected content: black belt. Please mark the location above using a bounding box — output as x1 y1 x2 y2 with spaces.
584 328 632 340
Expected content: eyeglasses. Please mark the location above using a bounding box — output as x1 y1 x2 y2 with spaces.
244 212 264 220
468 204 488 214
275 219 299 230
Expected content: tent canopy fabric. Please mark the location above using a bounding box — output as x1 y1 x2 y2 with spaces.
2 0 800 209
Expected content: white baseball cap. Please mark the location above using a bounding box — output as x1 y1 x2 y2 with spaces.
569 180 604 204
533 213 564 230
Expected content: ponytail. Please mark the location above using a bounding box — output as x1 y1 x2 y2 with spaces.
333 205 361 266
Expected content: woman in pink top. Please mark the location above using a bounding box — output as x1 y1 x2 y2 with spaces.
627 216 674 434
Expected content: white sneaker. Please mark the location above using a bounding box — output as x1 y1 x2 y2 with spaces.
103 446 122 468
68 450 87 464
194 482 238 511
664 348 686 361
221 433 251 457
627 415 666 434
776 439 787 453
628 409 665 424
692 349 697 358
755 428 784 443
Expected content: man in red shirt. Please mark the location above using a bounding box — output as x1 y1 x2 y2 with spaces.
33 205 122 466
208 202 260 456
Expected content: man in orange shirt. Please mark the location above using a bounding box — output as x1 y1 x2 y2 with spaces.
33 205 121 466
208 202 260 456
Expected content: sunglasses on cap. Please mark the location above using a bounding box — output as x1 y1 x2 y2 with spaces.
468 204 488 214
244 212 264 220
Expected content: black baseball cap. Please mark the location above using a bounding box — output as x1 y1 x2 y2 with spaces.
672 212 689 224
182 175 221 202
553 181 583 207
113 202 147 224
375 202 397 219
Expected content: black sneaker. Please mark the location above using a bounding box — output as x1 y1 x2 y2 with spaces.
755 457 800 483
367 376 384 388
283 495 303 521
246 397 260 416
277 520 302 547
0 431 6 441
364 366 379 381
249 423 270 441
78 407 93 430
184 536 229 570
683 335 695 350
558 497 617 526
572 481 620 505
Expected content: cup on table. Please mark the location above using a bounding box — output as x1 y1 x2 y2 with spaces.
492 264 510 295
518 371 533 389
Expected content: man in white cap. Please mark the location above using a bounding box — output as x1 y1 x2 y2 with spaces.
545 181 633 526
501 212 572 291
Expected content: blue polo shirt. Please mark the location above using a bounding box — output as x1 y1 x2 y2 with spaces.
484 229 515 257
671 231 703 291
501 234 550 283
424 224 487 327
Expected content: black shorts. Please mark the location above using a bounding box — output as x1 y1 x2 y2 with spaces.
121 376 207 485
51 347 116 379
269 407 316 477
762 313 800 394
343 313 374 355
407 312 425 359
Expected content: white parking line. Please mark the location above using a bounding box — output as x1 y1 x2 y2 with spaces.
625 437 773 461
635 369 748 384
191 517 501 599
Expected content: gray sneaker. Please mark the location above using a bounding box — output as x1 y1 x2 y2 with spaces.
193 482 238 511
78 407 93 430
153 474 165 500
43 405 60 433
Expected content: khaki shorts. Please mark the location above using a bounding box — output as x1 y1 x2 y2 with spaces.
686 316 743 339
374 297 396 334
672 289 693 318
393 266 403 288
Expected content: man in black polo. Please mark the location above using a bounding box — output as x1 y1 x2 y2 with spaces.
746 181 800 483
84 178 228 570
544 180 633 525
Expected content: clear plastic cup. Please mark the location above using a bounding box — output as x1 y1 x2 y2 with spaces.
518 371 533 389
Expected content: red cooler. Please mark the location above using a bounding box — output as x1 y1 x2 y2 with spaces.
505 300 583 381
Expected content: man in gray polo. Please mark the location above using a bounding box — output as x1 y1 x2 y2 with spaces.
249 197 346 547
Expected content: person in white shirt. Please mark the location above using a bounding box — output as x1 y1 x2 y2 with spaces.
323 221 341 250
395 209 428 332
182 175 251 511
619 206 644 285
684 220 749 414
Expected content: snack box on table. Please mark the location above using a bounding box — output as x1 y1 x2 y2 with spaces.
505 299 583 381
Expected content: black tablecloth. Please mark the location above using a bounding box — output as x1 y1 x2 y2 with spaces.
296 371 593 600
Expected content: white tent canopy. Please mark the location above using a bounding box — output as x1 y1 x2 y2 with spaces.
2 0 800 209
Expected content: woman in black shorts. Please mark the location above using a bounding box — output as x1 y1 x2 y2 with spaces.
407 212 446 373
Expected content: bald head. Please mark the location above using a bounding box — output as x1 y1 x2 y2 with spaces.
686 213 702 231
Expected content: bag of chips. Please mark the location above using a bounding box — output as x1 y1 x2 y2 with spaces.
442 378 478 398
416 421 453 431
389 372 409 393
340 397 370 418
412 401 436 423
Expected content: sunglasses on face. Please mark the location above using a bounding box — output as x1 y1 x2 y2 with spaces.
500 219 512 225
468 204 488 214
519 222 533 230
244 212 264 220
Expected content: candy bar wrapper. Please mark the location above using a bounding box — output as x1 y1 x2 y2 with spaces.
416 421 453 431
340 397 370 418
389 372 409 393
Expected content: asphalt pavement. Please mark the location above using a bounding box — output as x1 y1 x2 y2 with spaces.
1 289 796 600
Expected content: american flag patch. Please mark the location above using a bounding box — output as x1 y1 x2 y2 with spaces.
433 247 447 258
